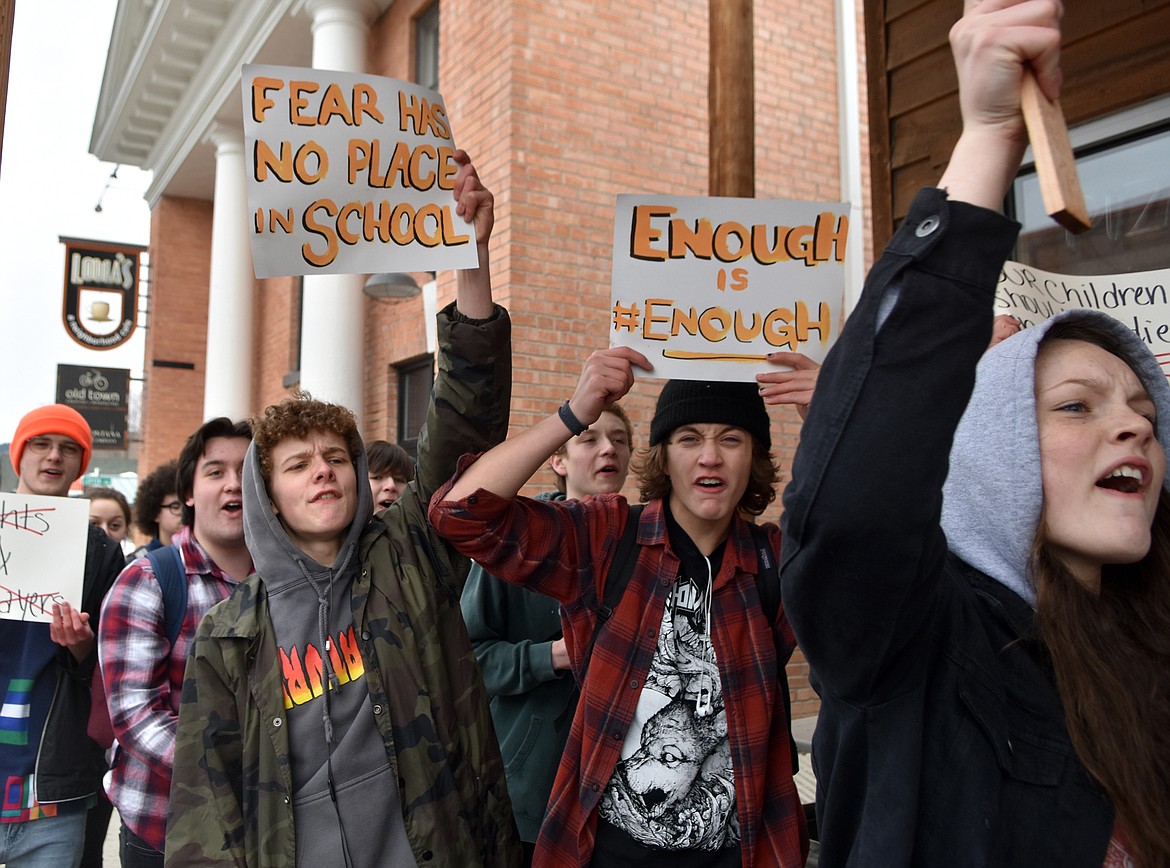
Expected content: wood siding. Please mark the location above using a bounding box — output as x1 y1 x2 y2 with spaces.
865 0 1170 250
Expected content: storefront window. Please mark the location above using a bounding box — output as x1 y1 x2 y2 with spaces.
1012 104 1170 275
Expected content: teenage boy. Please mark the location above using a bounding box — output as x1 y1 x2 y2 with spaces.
365 439 412 511
1 405 124 867
165 152 521 867
98 418 253 866
460 403 633 863
431 351 808 867
127 460 183 559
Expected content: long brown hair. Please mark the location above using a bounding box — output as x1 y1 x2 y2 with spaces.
1032 321 1170 865
632 434 778 516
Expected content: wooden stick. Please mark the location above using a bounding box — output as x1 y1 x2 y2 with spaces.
1020 69 1091 233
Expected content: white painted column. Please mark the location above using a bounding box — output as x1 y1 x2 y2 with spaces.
203 123 255 421
835 0 866 314
297 0 376 419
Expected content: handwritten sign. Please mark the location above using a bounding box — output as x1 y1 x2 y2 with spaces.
241 64 478 279
997 260 1170 377
609 195 849 381
0 495 88 623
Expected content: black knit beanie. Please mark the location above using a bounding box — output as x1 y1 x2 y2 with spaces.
649 380 771 449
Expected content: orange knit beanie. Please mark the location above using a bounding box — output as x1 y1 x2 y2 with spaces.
10 404 93 478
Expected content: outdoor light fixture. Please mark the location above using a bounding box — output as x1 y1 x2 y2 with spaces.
363 272 423 299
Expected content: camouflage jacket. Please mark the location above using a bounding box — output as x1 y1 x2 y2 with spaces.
165 303 521 867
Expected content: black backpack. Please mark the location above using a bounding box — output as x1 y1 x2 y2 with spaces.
579 504 799 772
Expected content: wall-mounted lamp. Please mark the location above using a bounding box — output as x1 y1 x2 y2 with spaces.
363 272 422 299
94 165 121 213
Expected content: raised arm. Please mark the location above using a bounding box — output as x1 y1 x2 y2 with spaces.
441 346 650 503
451 149 493 320
779 0 1059 701
412 152 513 499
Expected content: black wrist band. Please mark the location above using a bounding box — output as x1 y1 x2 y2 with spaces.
558 400 589 436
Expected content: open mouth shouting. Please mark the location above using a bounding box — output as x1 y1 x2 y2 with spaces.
1096 462 1149 495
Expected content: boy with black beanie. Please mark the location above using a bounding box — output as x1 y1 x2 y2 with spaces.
431 348 808 867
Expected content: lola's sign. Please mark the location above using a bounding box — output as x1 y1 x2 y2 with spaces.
60 237 145 351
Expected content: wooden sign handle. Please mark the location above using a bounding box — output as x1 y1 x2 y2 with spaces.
1019 69 1091 233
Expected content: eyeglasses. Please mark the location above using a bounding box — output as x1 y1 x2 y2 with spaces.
26 437 83 459
160 501 183 515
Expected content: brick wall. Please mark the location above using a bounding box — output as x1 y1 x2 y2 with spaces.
138 195 213 477
141 0 852 720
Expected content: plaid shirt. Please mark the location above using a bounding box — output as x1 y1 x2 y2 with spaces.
97 527 244 850
431 459 808 867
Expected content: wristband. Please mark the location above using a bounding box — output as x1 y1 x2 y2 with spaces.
558 400 589 436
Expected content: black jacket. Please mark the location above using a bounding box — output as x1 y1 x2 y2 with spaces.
780 188 1114 866
36 523 124 802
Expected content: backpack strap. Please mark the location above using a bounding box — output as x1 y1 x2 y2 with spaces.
747 522 799 773
576 504 645 687
146 545 188 651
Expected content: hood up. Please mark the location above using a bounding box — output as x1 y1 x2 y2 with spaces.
941 309 1170 608
242 433 373 593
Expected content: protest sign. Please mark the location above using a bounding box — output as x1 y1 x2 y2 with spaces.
241 64 478 279
609 195 849 381
996 260 1170 376
0 495 88 623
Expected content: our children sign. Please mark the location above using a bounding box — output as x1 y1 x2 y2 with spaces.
996 260 1170 377
241 64 478 279
610 195 849 381
0 495 88 624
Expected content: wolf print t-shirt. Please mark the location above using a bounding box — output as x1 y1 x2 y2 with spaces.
595 563 741 864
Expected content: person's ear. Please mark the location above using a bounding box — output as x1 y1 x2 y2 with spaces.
549 453 569 480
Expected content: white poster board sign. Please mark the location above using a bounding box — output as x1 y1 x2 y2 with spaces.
997 260 1170 377
609 195 850 381
0 494 88 623
241 64 478 279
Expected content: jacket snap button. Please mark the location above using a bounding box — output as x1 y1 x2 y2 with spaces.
468 495 478 505
373 704 383 714
421 850 433 861
629 679 638 689
273 717 282 727
915 216 940 237
362 630 371 641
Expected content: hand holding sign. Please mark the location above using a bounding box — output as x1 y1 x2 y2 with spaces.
452 150 494 245
757 352 821 419
940 0 1064 212
567 347 654 429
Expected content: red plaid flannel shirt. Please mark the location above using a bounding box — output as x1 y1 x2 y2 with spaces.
97 527 243 850
431 456 808 867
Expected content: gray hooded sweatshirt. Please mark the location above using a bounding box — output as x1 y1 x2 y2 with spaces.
242 437 415 868
941 308 1170 607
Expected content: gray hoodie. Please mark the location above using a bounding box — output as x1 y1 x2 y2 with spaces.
242 436 414 868
941 309 1170 607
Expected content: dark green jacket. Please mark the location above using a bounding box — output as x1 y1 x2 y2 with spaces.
459 491 578 842
166 304 520 867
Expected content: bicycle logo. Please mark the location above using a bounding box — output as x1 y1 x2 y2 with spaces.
78 370 110 391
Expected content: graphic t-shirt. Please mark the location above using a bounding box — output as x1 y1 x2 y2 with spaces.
1103 823 1135 868
597 558 740 857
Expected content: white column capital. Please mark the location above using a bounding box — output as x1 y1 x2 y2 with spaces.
296 0 378 28
204 121 244 156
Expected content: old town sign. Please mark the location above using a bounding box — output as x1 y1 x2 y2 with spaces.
60 236 146 351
